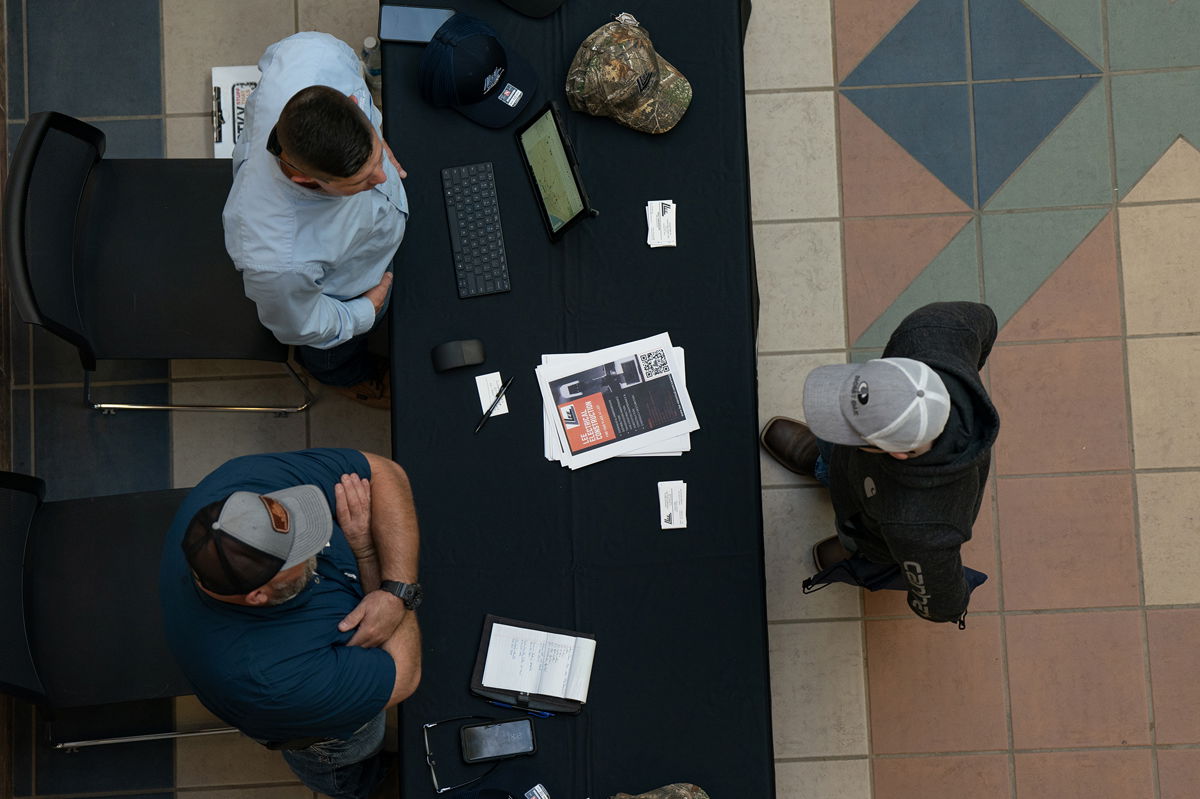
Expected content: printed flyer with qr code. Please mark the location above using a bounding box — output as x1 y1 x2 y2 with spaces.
535 333 700 469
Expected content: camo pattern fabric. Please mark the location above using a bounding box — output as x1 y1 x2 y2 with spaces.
565 12 692 134
609 784 711 799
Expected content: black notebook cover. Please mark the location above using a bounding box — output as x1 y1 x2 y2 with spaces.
470 614 596 715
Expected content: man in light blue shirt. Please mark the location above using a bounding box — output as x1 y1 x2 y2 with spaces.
224 33 409 407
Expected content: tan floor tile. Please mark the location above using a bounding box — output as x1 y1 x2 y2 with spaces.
176 727 300 787
298 0 380 55
746 92 839 221
170 376 309 487
1158 749 1200 799
1120 202 1200 335
865 483 997 616
755 222 845 353
865 616 1007 754
1138 472 1200 605
762 486 861 620
744 0 833 90
1129 337 1200 469
1006 611 1150 748
770 621 867 757
1015 750 1154 799
171 359 296 379
757 352 846 423
162 0 296 115
166 115 220 158
1121 138 1200 204
757 353 846 486
175 695 229 730
185 788 313 799
873 754 1010 799
1147 610 1200 744
776 758 870 799
991 340 1130 475
307 383 391 456
997 474 1139 610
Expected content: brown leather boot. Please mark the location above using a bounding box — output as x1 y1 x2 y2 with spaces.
812 535 853 571
759 416 820 478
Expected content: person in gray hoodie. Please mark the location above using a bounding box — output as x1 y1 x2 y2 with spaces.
760 302 999 624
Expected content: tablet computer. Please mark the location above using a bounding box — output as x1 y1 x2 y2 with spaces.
515 102 593 241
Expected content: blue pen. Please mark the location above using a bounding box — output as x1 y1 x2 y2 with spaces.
487 700 554 718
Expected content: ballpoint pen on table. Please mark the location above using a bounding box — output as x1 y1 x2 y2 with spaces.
487 700 554 718
474 375 515 434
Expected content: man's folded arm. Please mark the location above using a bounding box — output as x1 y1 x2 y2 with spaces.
241 267 375 348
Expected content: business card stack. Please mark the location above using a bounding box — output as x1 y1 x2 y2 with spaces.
646 199 677 247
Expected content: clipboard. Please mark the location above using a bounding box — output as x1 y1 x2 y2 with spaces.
470 614 596 715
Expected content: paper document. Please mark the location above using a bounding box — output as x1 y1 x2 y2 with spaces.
481 623 597 703
535 333 700 469
475 372 510 415
211 65 260 158
541 349 691 462
646 199 677 247
658 481 687 529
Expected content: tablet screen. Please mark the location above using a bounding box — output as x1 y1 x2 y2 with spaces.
517 108 586 234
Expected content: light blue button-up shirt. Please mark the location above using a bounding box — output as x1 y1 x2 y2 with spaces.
223 33 409 350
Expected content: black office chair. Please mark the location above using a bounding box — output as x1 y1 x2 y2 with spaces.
3 111 313 413
0 471 236 748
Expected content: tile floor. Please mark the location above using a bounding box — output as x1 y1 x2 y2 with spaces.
5 0 1200 797
753 1 1200 797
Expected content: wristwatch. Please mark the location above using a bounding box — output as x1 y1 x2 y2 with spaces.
379 580 423 610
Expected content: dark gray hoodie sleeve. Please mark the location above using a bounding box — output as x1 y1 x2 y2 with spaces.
884 302 998 372
885 524 971 623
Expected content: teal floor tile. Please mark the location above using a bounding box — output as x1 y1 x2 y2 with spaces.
1108 0 1200 70
854 222 981 348
986 82 1112 210
981 207 1110 329
1025 0 1105 68
1112 71 1200 199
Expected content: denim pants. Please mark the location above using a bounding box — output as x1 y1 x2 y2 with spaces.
281 711 388 799
813 437 858 554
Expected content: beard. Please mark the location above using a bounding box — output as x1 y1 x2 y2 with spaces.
265 556 318 606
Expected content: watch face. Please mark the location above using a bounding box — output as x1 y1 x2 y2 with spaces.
406 584 423 610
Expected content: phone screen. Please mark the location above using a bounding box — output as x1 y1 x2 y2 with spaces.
460 719 535 762
379 6 456 43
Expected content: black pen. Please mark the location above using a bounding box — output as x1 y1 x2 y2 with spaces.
474 375 515 434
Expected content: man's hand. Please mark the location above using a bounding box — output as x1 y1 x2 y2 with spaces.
340 590 407 647
383 141 407 179
335 473 373 558
360 271 393 314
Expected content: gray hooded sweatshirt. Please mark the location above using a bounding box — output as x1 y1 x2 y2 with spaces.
825 302 1000 624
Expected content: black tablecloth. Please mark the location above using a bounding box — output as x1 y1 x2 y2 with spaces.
383 2 771 796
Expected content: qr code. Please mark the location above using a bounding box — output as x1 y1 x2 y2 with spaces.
639 348 670 379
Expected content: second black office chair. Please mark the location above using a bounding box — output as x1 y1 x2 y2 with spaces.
3 111 313 413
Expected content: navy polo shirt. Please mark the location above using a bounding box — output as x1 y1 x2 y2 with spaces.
159 449 395 742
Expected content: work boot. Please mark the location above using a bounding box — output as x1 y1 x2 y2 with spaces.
331 356 390 410
759 416 820 478
812 535 853 571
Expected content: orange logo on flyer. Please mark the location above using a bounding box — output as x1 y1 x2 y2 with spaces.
561 394 615 452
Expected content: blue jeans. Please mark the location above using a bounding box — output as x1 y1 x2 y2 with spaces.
281 711 388 799
812 437 858 554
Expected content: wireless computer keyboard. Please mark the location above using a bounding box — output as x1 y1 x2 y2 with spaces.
441 162 510 298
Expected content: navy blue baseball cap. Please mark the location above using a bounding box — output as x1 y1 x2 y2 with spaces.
418 14 538 129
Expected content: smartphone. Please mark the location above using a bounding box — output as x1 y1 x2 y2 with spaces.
379 5 456 44
459 718 536 764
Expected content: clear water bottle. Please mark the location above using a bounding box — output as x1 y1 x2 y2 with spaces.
361 36 383 107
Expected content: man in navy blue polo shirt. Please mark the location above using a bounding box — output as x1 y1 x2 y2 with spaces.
160 448 421 799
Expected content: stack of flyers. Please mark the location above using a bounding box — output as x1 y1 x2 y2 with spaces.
536 333 700 470
645 199 677 247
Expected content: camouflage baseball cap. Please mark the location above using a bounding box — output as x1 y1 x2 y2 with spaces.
610 785 710 799
565 13 692 134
